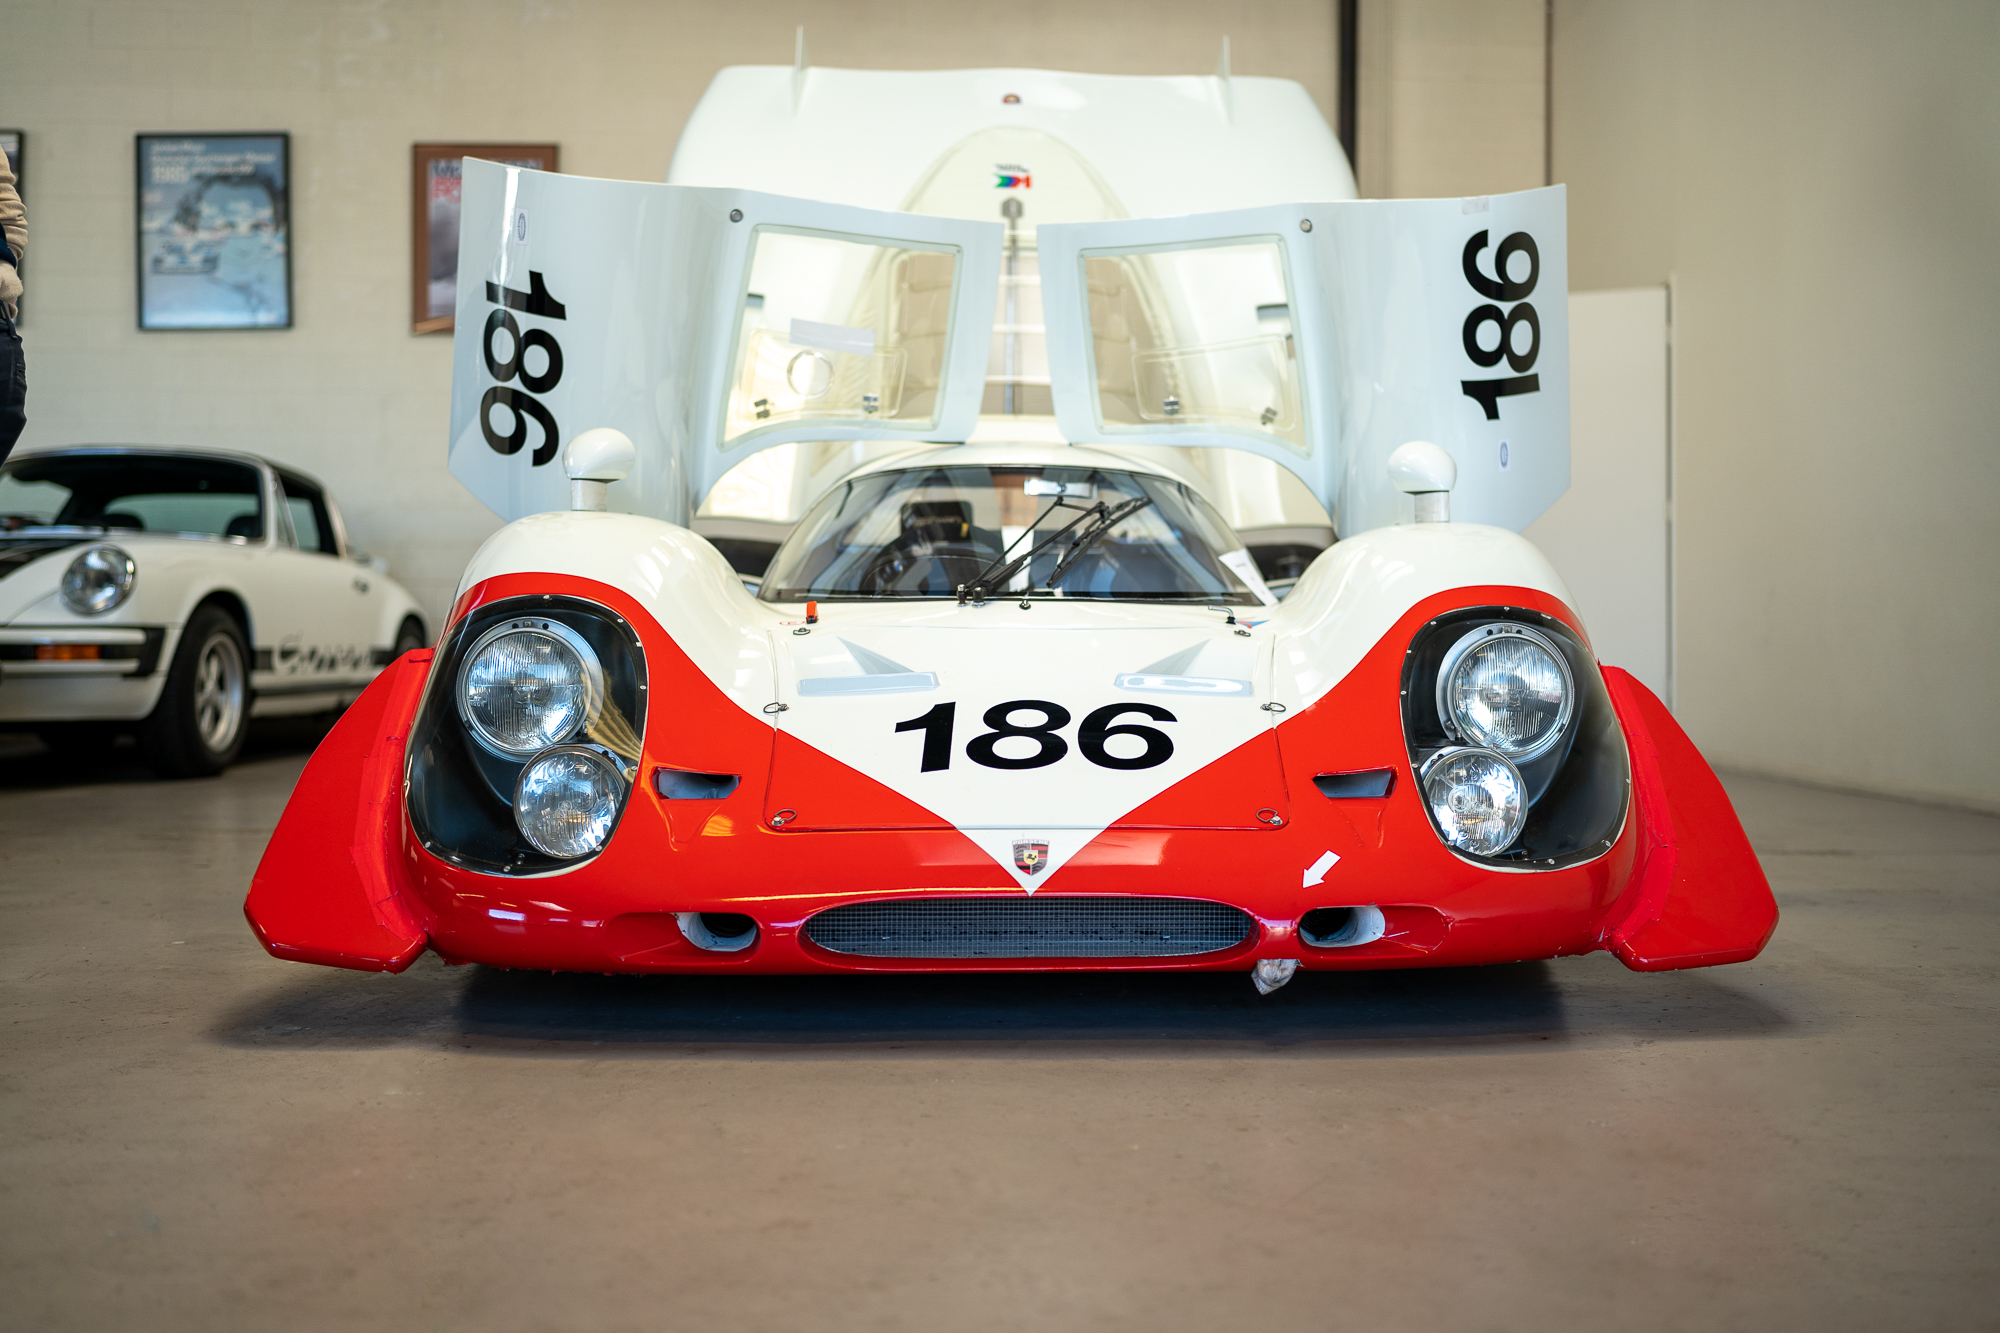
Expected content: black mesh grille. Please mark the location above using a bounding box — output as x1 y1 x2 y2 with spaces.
804 896 1253 959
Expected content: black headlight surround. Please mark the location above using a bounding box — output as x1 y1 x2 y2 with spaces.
1401 606 1628 869
406 594 647 875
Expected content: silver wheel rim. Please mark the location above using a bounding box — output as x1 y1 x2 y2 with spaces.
194 631 246 753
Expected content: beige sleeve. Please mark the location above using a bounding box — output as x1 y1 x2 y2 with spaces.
0 154 26 270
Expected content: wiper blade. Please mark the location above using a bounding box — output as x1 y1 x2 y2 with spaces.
1042 496 1153 594
956 499 1104 605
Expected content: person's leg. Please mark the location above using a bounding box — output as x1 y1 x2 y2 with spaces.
0 314 24 467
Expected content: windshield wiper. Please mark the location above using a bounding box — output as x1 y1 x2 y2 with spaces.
1041 496 1153 595
955 495 1157 606
956 498 1102 605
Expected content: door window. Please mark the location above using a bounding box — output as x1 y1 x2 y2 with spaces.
279 476 339 556
1081 240 1304 453
724 230 960 443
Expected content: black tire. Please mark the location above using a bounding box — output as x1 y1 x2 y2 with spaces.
138 605 250 778
391 615 426 661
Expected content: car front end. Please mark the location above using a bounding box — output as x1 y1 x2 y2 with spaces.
246 450 1774 987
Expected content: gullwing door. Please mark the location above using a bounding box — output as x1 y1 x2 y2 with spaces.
448 160 1002 524
1037 187 1569 535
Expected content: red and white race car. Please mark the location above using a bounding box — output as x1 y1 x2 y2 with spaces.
246 61 1775 990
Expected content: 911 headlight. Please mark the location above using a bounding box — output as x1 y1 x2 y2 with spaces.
1421 747 1526 855
1437 623 1574 762
456 618 602 757
513 746 626 858
60 545 136 616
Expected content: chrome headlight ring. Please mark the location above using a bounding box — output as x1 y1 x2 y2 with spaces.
455 616 606 759
1434 621 1576 763
512 742 633 859
60 544 137 616
1399 606 1630 870
1419 745 1528 856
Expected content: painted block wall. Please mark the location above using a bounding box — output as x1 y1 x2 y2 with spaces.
1553 0 2000 811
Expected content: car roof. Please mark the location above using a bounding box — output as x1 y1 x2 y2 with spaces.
4 444 329 493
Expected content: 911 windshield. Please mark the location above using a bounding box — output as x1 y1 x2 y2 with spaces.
0 453 264 539
759 464 1262 604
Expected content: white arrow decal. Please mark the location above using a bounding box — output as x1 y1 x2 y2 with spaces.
1303 850 1340 888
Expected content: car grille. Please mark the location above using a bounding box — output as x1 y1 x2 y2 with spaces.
804 896 1254 959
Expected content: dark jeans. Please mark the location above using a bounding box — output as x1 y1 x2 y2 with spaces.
0 313 22 468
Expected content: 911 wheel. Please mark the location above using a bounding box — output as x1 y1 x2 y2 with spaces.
391 615 426 661
139 605 250 778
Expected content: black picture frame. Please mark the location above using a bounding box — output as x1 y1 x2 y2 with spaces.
136 132 292 331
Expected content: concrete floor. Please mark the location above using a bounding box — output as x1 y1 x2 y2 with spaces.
1 727 1995 1332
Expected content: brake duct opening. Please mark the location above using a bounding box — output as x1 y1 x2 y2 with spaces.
677 912 758 952
1299 905 1387 948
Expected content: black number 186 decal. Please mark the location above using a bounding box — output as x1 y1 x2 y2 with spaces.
481 271 568 466
1459 229 1540 421
894 699 1177 773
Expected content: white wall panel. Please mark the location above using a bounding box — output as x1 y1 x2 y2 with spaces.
1524 287 1669 702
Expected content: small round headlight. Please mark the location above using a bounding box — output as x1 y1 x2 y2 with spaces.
457 619 601 757
1421 746 1526 856
514 745 626 858
60 545 136 616
1438 623 1574 762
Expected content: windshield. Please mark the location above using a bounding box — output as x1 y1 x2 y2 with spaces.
760 463 1261 604
0 454 265 539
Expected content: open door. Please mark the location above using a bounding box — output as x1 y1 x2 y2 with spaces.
1038 187 1569 535
448 160 1002 524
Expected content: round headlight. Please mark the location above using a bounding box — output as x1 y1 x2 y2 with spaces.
1421 746 1526 856
457 618 602 757
514 745 626 858
60 545 136 616
1437 623 1574 762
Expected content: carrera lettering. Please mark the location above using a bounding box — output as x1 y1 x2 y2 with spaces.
1459 230 1541 421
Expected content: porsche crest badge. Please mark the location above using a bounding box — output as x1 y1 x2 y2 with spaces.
1013 839 1049 875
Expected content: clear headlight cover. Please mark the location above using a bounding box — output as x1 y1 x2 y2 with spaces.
1439 624 1575 762
457 619 601 757
1421 747 1526 856
513 745 625 858
60 545 136 616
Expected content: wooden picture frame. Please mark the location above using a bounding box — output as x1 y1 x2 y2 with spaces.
136 132 292 331
412 142 558 335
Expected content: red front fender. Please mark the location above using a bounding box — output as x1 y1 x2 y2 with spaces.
243 652 433 972
1599 667 1779 970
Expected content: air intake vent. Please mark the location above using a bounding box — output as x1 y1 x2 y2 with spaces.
805 896 1253 959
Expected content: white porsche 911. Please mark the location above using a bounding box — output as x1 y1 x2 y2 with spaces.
0 446 427 775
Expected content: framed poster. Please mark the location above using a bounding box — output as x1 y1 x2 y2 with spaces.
136 133 291 330
412 142 558 334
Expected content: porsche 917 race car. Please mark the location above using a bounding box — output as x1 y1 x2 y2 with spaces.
245 60 1775 989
